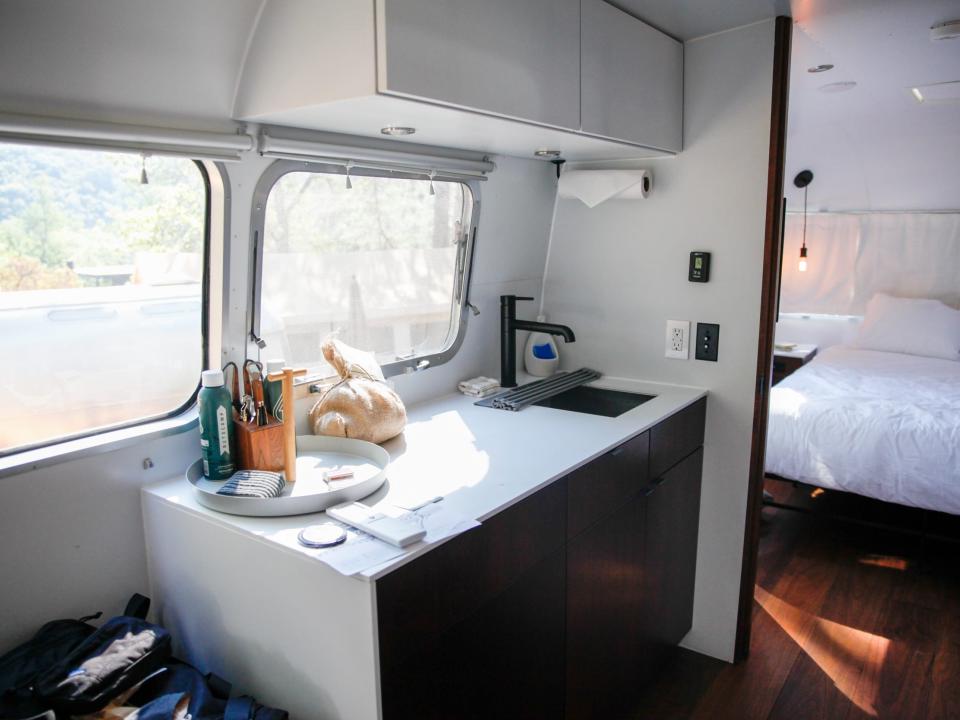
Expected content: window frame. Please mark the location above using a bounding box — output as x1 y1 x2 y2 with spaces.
248 160 481 379
0 151 213 460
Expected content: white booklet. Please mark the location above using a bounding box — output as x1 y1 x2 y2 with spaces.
308 501 480 576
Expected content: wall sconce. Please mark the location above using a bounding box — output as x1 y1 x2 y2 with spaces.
793 169 814 272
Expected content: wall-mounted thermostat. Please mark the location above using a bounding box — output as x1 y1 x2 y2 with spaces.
689 251 711 282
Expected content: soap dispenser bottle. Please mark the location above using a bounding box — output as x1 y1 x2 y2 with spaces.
524 315 560 377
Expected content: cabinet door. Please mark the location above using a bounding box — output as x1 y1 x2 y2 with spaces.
567 431 649 539
566 495 646 719
376 479 565 670
580 0 682 150
381 549 566 720
650 398 706 479
377 0 581 129
644 447 703 656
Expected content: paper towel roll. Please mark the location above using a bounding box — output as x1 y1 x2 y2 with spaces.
557 169 652 208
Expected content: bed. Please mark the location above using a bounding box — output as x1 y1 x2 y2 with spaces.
765 345 960 515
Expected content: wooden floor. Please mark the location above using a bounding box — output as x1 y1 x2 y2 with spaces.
631 481 960 720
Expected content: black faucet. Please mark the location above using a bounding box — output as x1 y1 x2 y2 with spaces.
500 295 575 388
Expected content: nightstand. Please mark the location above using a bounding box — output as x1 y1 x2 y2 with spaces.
772 343 817 385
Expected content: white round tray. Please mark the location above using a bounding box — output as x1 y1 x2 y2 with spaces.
187 435 389 517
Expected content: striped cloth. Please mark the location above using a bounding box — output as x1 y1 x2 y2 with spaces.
216 470 285 498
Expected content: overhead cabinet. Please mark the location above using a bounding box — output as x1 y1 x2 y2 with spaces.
234 0 683 160
581 0 683 151
378 0 581 131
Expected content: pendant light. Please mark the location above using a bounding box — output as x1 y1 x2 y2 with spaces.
793 169 814 272
140 153 150 185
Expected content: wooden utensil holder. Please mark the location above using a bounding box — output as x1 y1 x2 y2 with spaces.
234 415 285 473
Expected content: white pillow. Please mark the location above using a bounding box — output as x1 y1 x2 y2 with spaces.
854 293 960 361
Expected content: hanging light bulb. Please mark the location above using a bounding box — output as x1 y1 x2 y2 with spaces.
140 153 149 185
793 169 814 272
428 170 436 196
345 161 353 190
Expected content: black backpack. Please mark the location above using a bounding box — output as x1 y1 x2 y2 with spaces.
0 609 101 718
32 614 172 715
0 596 287 720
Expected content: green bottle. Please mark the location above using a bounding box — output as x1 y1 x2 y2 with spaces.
198 369 236 480
264 358 285 422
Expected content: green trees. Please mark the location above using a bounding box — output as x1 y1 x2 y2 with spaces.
0 145 204 291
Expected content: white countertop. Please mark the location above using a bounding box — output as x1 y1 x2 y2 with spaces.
144 376 706 581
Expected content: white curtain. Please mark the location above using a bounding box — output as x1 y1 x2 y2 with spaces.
780 212 960 315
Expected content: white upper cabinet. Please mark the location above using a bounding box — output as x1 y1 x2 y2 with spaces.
580 0 683 151
377 0 581 131
234 0 683 161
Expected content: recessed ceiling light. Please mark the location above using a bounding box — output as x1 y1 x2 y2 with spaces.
912 87 925 103
808 64 834 73
534 149 562 158
381 126 416 136
818 81 857 94
930 19 960 41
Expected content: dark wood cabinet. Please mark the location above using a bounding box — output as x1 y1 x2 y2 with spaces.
650 397 706 478
643 447 704 656
377 400 705 720
772 345 817 385
566 495 646 719
380 549 567 719
376 478 567 672
567 430 649 539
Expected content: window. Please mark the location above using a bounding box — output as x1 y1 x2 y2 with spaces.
256 164 476 377
0 143 208 454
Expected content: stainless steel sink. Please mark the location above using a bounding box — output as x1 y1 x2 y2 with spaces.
533 385 655 417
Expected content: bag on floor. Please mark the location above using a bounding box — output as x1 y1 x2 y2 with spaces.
129 661 288 720
0 609 102 718
32 612 172 716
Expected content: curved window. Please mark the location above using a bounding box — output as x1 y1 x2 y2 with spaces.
0 143 209 454
254 163 477 378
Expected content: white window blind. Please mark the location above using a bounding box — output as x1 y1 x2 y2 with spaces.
780 212 960 315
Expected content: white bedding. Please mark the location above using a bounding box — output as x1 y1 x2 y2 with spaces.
765 345 960 514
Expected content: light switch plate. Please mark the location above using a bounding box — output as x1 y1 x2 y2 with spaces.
665 320 690 359
695 322 720 361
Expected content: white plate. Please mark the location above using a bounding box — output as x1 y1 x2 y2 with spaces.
187 435 389 517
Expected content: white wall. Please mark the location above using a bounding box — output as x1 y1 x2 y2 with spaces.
393 157 557 406
0 429 198 649
0 153 555 650
542 19 775 661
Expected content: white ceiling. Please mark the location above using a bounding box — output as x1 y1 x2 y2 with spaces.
0 0 264 131
606 0 788 40
1 0 957 212
785 0 960 211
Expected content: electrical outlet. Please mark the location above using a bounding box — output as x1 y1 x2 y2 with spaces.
665 320 690 359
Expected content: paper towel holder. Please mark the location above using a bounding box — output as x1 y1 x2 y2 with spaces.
533 149 566 178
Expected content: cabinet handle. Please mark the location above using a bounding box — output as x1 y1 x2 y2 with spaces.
642 477 666 497
611 446 625 457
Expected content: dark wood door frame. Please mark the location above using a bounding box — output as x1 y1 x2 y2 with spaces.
735 14 793 662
